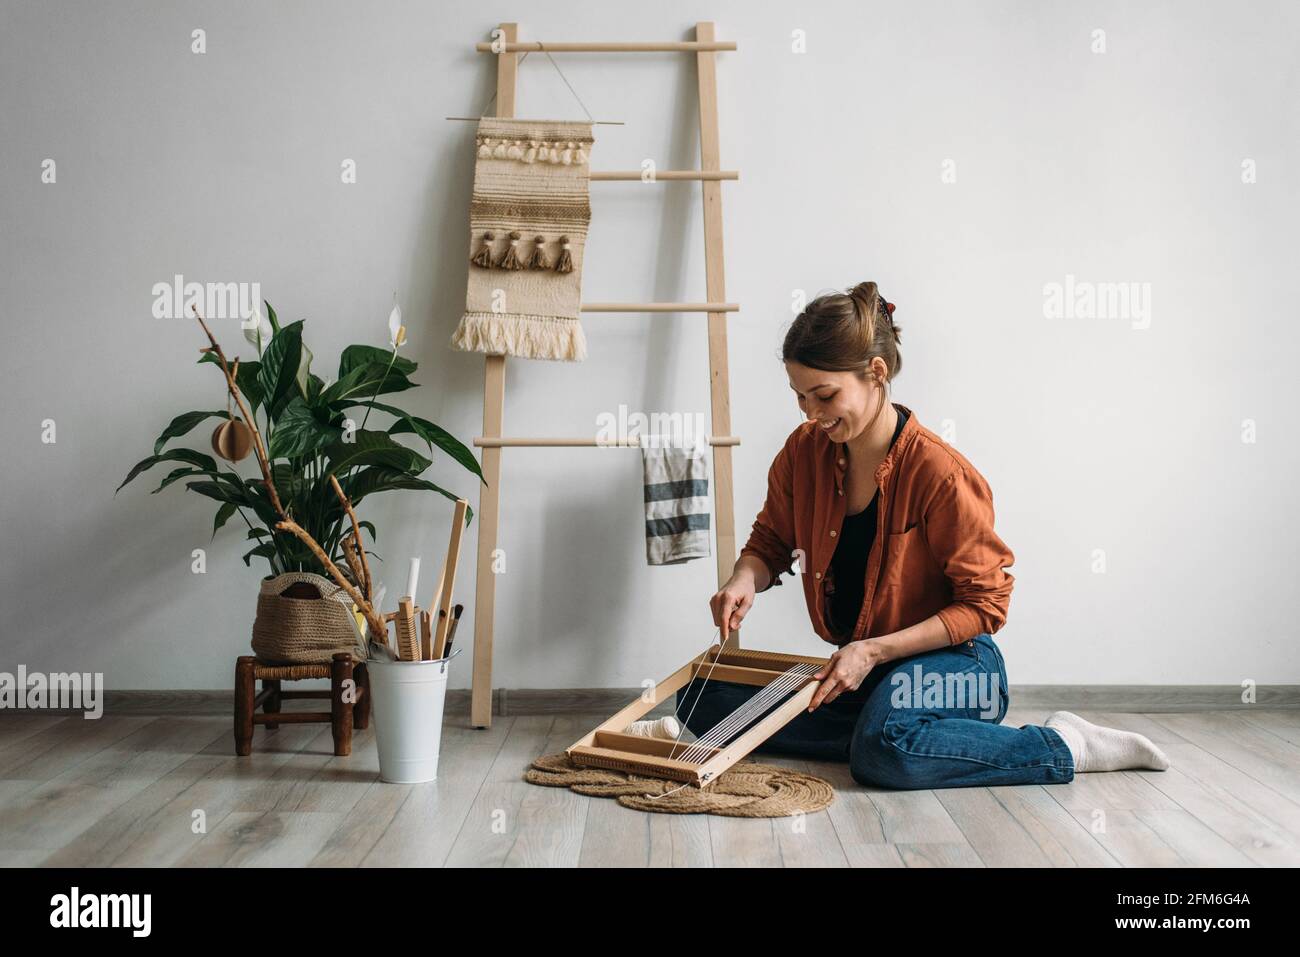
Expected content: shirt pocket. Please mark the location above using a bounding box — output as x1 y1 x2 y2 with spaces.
879 524 935 593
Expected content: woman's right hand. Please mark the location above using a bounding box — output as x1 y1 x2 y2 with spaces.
710 574 756 639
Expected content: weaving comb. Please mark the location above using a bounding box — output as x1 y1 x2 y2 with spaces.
566 644 829 788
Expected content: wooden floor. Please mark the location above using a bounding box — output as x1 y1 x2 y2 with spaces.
1 707 1299 867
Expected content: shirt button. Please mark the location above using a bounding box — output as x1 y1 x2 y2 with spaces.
814 571 822 580
829 530 837 537
838 458 845 466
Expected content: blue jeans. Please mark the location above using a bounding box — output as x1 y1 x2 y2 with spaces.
674 634 1074 789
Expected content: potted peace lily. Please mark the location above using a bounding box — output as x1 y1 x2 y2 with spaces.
118 301 482 664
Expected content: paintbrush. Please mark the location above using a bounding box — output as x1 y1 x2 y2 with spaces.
443 604 464 658
432 607 448 659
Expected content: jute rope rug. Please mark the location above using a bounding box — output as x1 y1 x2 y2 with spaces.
525 752 834 817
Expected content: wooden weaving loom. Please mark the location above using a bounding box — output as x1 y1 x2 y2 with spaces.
567 640 829 788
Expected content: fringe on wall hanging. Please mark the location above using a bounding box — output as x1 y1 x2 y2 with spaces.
451 117 595 362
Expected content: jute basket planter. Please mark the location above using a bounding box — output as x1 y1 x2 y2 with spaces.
251 571 368 664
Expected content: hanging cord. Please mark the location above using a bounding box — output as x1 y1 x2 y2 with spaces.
666 627 731 760
644 626 729 801
672 664 818 764
478 42 596 123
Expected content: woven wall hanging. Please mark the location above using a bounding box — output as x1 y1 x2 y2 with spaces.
450 116 595 362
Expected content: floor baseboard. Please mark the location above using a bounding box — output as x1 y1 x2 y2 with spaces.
4 685 1295 717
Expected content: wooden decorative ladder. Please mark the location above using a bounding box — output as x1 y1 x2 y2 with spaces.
467 21 740 728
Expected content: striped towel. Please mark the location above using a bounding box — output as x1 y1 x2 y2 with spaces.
641 435 712 565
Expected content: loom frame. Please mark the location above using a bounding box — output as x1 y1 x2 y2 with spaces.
566 645 829 788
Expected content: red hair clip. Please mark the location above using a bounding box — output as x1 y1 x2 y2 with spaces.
884 301 896 315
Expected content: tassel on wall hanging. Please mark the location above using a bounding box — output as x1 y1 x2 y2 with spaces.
450 116 595 362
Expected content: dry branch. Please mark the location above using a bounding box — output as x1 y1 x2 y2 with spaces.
330 473 372 601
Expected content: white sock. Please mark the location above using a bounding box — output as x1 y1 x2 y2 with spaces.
626 716 682 740
1045 711 1171 773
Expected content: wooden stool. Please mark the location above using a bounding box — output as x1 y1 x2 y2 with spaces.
234 653 370 757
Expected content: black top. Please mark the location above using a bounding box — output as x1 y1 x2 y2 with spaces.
826 405 910 641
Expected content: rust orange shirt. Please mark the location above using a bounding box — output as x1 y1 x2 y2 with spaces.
738 402 1015 647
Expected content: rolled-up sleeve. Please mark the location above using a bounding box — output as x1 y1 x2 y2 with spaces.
738 435 798 592
924 465 1015 643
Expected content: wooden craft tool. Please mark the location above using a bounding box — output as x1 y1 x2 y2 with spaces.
567 643 827 789
431 500 469 659
426 561 447 625
420 609 433 661
394 596 420 661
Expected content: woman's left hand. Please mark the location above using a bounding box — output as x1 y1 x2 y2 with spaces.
809 640 880 711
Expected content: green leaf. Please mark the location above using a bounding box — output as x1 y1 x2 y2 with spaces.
326 430 432 476
153 411 226 455
321 362 416 405
247 527 270 539
118 449 219 493
265 301 281 334
257 320 304 419
243 542 278 567
343 468 473 524
151 466 208 494
185 480 251 507
212 502 237 539
358 520 376 541
305 373 326 404
237 484 283 532
236 359 264 412
267 396 342 460
265 466 309 509
153 466 246 495
359 402 484 485
343 467 439 502
338 344 416 379
296 342 313 399
317 365 376 406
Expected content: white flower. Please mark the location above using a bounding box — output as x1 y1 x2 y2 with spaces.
388 298 406 349
242 303 273 355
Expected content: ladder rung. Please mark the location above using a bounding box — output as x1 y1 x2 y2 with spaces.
591 170 738 181
473 436 740 448
580 302 738 313
474 41 736 53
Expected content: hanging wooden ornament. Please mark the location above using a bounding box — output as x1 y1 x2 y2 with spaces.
211 371 253 462
211 416 253 462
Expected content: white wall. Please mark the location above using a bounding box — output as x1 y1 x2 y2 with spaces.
2 0 1296 690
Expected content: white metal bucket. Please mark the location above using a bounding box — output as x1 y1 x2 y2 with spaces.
367 654 452 784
